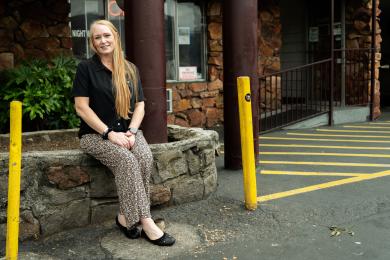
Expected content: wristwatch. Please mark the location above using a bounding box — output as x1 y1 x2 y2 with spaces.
102 127 113 140
128 127 138 135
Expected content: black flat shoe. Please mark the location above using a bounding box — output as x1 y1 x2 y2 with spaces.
141 230 176 246
115 216 141 239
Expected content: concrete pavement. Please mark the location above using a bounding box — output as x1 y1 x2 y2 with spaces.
2 116 390 259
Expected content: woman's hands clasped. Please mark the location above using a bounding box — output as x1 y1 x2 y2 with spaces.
107 131 136 149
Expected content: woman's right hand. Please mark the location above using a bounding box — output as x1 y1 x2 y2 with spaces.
107 131 133 149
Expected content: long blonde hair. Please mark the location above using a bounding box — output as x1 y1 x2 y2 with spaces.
89 20 138 119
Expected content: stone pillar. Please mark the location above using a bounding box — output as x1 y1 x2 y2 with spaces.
223 0 259 169
123 0 167 143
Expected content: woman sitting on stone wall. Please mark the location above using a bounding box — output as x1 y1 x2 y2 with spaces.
72 19 175 247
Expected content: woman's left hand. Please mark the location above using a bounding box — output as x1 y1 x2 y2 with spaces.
125 131 136 148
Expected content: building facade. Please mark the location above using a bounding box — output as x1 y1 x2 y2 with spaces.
0 0 384 127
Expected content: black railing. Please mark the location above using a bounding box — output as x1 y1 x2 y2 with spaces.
258 48 374 133
258 59 332 132
334 48 372 107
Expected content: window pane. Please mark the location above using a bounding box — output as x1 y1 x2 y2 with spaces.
85 0 105 57
177 0 205 80
106 0 126 53
165 0 177 80
70 0 88 59
70 0 104 59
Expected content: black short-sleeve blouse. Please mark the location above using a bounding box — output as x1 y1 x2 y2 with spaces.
72 54 145 137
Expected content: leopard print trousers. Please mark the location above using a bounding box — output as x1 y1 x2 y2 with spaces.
80 131 153 228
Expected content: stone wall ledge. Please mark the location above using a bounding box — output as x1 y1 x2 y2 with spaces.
0 125 219 240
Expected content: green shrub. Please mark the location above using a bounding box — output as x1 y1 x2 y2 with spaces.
0 55 80 133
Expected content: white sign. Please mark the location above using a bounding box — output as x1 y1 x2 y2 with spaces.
309 27 319 43
178 27 190 45
334 22 342 36
72 29 88 37
179 66 197 81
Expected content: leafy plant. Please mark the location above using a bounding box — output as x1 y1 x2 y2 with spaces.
0 55 80 133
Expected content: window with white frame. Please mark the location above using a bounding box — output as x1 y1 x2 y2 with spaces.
165 0 207 82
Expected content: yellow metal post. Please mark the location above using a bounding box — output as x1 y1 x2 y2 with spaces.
237 76 257 210
6 101 22 260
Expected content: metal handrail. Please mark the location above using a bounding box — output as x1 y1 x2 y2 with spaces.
259 58 332 78
258 59 332 132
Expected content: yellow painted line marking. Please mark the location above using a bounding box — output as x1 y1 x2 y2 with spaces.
344 125 390 129
257 170 390 202
259 160 390 167
259 136 390 143
259 144 390 150
260 170 368 177
287 132 390 139
369 122 390 125
260 152 390 158
316 129 390 134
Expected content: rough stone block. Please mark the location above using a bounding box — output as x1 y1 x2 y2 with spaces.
20 20 49 40
200 164 217 178
208 56 223 66
208 79 223 91
209 39 223 51
206 108 222 127
25 37 60 50
90 199 118 224
0 173 7 202
187 109 205 126
40 186 86 206
0 16 18 30
208 22 222 40
191 98 202 109
186 149 201 175
189 82 207 93
203 170 217 198
0 52 14 70
169 177 204 204
19 210 40 241
88 167 117 198
208 2 221 16
155 150 188 181
174 99 191 112
46 165 90 189
39 199 90 236
175 117 190 127
202 97 216 108
0 223 5 241
47 23 70 37
150 184 171 206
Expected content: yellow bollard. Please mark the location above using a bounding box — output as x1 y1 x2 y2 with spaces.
6 101 23 260
237 76 257 210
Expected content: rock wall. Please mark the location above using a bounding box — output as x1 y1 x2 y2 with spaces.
0 126 219 240
258 0 282 113
346 0 381 118
258 0 281 76
0 0 72 70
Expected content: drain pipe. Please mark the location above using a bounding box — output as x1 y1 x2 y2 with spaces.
370 0 377 121
341 0 346 107
329 0 335 126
